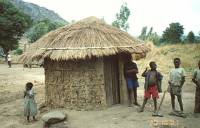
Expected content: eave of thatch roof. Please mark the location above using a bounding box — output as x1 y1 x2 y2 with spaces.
19 16 150 63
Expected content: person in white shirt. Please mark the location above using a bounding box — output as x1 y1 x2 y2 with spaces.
7 53 12 68
168 58 186 113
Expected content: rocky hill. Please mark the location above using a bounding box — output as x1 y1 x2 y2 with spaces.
10 0 68 24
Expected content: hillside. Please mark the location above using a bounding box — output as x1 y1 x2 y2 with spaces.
10 0 68 24
137 43 200 76
139 43 200 69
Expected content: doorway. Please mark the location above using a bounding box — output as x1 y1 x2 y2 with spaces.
103 55 120 106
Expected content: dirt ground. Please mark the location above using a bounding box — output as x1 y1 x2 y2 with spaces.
0 63 199 128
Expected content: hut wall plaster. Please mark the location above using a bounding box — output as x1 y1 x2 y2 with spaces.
44 58 106 110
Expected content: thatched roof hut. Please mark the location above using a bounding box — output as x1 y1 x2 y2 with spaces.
20 17 149 110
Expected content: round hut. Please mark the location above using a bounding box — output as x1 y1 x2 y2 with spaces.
19 17 149 110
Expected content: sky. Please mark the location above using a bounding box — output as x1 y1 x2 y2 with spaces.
23 0 200 36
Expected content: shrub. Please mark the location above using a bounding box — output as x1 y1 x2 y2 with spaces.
14 48 23 55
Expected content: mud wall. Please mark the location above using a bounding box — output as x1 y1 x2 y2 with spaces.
44 58 106 110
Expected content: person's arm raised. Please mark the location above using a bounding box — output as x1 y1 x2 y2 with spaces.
142 68 148 77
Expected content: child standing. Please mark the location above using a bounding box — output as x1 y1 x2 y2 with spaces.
168 58 186 113
192 60 200 113
24 82 37 122
139 61 163 113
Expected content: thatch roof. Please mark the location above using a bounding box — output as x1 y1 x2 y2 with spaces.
19 16 149 63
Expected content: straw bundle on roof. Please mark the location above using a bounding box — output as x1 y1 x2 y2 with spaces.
19 16 149 63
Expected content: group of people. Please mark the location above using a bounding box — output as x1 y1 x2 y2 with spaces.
124 56 200 115
23 57 200 123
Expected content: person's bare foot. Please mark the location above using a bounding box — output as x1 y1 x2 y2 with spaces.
128 103 133 107
24 120 30 125
33 119 38 122
133 102 140 106
138 107 144 112
179 111 184 114
44 122 49 128
32 116 38 122
172 109 176 112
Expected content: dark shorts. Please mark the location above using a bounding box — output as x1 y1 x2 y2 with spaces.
126 78 139 89
170 86 182 96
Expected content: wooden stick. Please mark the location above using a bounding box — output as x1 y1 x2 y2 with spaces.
41 46 134 50
153 88 168 116
157 90 167 112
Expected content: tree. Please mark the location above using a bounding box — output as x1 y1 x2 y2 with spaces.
26 19 64 43
138 26 147 40
0 0 32 53
196 31 200 43
161 22 184 43
148 32 161 46
138 26 161 45
147 27 153 37
187 31 195 43
112 3 130 31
